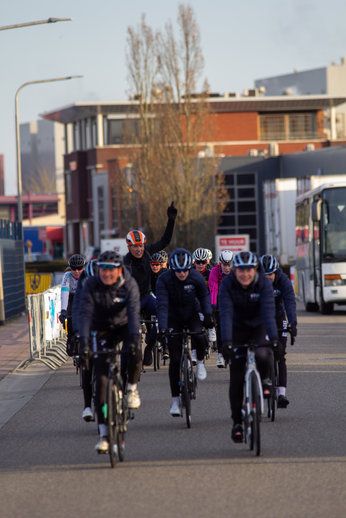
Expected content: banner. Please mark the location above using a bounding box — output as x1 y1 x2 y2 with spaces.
44 286 61 341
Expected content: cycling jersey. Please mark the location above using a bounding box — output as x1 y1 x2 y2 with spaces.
150 268 164 296
209 264 227 306
72 270 88 335
193 264 212 289
61 271 79 311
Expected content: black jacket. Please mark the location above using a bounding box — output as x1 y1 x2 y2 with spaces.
156 268 212 329
219 267 278 342
79 267 140 343
71 270 88 334
151 268 164 296
123 218 175 299
272 267 297 323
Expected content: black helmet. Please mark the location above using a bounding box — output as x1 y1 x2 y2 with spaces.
97 250 123 267
85 259 98 277
169 248 193 271
150 252 163 263
233 251 258 268
68 254 85 269
160 250 168 261
260 255 279 274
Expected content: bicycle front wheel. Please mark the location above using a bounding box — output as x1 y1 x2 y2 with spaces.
153 343 158 371
116 379 126 462
267 351 276 422
184 356 191 428
250 372 261 456
107 380 118 468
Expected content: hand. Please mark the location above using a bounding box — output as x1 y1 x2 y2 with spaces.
167 202 177 221
80 338 90 368
290 323 297 337
204 314 214 329
159 328 168 341
59 309 67 325
221 341 233 361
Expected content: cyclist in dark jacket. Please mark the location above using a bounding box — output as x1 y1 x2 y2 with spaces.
219 251 278 443
156 248 214 417
260 255 297 409
123 202 177 366
79 251 141 454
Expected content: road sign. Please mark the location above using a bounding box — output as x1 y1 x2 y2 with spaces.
215 234 250 260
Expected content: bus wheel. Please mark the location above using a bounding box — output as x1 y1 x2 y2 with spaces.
320 302 334 315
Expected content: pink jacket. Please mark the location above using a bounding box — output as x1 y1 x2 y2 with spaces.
209 264 226 306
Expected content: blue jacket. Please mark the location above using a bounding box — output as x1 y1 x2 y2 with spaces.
219 268 278 342
272 267 297 323
156 268 212 329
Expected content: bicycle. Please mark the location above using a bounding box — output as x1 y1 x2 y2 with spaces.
88 339 133 468
140 315 166 371
167 328 207 428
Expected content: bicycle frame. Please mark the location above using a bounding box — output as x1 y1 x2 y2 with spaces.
244 347 264 416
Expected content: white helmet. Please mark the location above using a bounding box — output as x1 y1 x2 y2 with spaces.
192 248 209 262
219 250 234 265
205 249 213 260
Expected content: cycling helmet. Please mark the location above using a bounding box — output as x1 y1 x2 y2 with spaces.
169 248 193 271
233 251 258 268
192 248 209 262
219 250 234 265
160 250 168 261
97 250 123 267
260 254 279 274
126 230 146 245
150 252 163 264
68 254 85 268
85 259 98 277
205 249 213 260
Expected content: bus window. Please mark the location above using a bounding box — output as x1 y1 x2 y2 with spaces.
322 187 346 260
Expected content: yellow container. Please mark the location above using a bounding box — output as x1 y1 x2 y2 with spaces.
25 273 53 295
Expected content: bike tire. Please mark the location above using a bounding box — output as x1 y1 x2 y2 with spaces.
91 366 96 422
116 379 126 462
184 355 191 428
153 343 157 371
107 380 118 468
157 344 161 370
251 373 261 456
269 352 276 422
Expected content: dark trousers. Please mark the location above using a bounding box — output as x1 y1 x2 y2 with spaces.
229 323 271 425
276 313 288 387
141 294 157 344
166 312 206 397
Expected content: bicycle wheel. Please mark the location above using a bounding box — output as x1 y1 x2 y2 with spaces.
153 343 158 371
250 373 261 456
184 355 191 428
116 379 126 462
157 343 161 370
107 380 118 468
268 352 276 422
91 366 96 422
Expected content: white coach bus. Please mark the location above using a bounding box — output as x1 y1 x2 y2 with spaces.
296 181 346 314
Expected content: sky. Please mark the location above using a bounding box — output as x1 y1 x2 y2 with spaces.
1 0 346 195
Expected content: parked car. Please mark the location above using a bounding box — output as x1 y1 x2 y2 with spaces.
82 246 101 261
24 252 53 262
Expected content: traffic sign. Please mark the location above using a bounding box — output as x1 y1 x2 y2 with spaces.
215 234 250 260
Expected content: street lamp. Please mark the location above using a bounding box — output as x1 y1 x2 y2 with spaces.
0 18 72 31
15 75 83 223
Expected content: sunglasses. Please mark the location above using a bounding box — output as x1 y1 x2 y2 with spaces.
195 260 207 265
151 262 161 266
97 262 122 270
71 266 84 271
176 268 190 273
237 265 255 270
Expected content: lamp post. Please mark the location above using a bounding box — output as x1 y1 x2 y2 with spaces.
15 75 83 223
0 18 72 31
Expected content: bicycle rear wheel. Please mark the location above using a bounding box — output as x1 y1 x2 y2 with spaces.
116 379 126 462
267 351 276 422
157 343 161 370
107 380 118 468
153 343 158 371
91 366 96 422
250 373 261 456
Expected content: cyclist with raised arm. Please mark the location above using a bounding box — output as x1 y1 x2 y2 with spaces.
72 260 98 422
219 251 279 443
156 249 214 416
124 202 177 366
59 254 85 356
79 251 142 454
209 250 233 368
260 255 297 409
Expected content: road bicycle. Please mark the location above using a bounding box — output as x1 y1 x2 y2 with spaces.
88 338 133 468
167 328 207 428
140 315 167 371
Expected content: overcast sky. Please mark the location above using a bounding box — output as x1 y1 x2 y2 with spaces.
1 0 346 194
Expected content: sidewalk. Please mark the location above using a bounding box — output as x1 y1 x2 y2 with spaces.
0 314 30 380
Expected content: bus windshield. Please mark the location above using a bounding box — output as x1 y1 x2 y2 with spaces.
322 187 346 261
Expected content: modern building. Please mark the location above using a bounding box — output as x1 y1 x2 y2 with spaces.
42 94 346 254
255 57 346 139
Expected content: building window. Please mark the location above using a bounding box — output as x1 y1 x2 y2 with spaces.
67 223 73 254
97 186 105 235
259 113 316 140
107 120 124 145
65 172 72 204
92 118 97 147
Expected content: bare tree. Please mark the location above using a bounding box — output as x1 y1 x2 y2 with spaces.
24 160 56 194
122 5 226 250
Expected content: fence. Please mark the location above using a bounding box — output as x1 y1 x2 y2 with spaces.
13 285 68 371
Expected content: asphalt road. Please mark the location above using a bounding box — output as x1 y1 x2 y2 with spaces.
1 302 346 518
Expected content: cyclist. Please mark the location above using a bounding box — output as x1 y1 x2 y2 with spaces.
59 254 85 356
124 202 177 366
160 250 169 270
205 249 217 267
156 248 214 416
191 247 214 363
260 254 297 409
209 250 233 368
219 251 279 443
150 252 164 296
79 251 142 453
72 259 98 422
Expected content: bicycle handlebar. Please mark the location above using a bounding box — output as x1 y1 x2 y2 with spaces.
167 327 206 337
277 323 295 345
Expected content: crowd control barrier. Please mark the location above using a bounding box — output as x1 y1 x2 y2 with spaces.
14 285 68 371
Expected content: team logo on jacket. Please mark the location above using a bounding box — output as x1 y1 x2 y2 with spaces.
113 297 126 303
273 289 281 297
184 284 195 292
250 293 260 301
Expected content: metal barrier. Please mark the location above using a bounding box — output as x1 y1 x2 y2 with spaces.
13 285 68 371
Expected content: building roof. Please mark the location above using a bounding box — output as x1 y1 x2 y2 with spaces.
41 95 346 124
